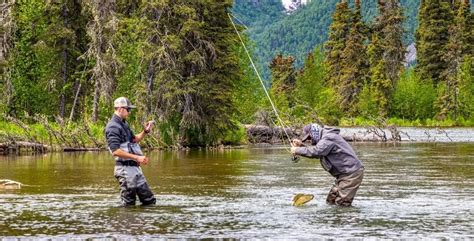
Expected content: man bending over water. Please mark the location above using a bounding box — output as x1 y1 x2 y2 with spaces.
291 124 364 206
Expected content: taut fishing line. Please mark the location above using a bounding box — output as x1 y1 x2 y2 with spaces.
228 13 295 155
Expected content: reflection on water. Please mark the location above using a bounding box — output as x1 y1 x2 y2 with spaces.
0 143 473 239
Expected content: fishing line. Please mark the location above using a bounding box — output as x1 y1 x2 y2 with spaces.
228 13 293 150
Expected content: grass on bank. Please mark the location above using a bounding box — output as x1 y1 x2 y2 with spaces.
0 116 473 149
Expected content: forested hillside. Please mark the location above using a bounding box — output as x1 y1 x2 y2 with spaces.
267 0 473 127
232 0 472 79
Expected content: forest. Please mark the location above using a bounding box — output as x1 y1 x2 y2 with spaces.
0 0 473 148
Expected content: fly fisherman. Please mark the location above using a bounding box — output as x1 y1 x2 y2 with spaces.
291 124 364 207
105 97 156 206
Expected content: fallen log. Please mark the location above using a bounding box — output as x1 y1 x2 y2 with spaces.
245 125 297 144
0 141 49 155
63 147 103 152
244 125 401 143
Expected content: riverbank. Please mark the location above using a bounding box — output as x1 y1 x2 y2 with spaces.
2 118 474 155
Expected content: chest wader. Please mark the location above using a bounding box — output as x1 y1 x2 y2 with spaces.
319 157 364 207
113 142 156 206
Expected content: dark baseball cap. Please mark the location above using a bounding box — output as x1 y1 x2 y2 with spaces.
301 124 313 141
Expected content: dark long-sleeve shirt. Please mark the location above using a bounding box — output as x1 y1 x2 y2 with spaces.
105 114 135 153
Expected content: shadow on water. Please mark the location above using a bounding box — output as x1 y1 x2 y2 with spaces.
0 143 473 239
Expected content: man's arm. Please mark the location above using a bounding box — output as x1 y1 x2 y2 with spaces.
134 131 147 143
133 121 155 143
112 149 149 165
106 125 148 164
292 138 334 158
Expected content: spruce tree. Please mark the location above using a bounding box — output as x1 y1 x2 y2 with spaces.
84 0 118 122
324 0 352 87
0 0 15 114
42 0 88 119
269 54 297 113
338 0 368 114
415 0 453 85
437 0 473 119
367 0 405 117
139 0 244 145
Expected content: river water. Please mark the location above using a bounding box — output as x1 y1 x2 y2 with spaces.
0 143 473 239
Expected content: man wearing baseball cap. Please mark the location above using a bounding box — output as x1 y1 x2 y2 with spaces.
105 96 156 206
291 124 364 207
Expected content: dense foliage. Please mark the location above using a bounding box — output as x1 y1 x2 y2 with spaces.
1 0 263 147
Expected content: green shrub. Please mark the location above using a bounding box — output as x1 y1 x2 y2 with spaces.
391 69 437 120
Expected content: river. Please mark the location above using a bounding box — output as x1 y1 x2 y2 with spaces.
0 143 473 239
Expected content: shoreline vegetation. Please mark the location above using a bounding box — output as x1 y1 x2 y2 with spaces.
1 116 473 155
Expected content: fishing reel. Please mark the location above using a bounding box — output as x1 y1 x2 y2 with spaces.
291 154 300 163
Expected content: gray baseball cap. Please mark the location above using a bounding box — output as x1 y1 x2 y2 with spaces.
113 97 136 109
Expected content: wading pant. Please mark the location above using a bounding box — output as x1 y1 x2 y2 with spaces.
114 165 156 206
326 167 364 207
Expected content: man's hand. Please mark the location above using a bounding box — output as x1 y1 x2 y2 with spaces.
291 146 298 154
136 156 150 165
144 120 155 134
291 138 303 147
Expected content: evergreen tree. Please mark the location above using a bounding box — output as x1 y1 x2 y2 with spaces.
415 0 453 85
294 47 341 125
324 0 352 87
338 0 368 114
0 0 15 114
84 0 118 122
137 0 244 146
10 0 58 117
269 54 297 114
42 0 88 119
437 0 473 119
367 0 405 117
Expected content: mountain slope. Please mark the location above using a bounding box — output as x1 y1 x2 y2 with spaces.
231 0 472 80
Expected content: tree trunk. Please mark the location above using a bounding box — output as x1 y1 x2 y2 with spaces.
146 58 155 115
69 82 81 122
1 0 15 111
59 4 69 118
93 80 100 122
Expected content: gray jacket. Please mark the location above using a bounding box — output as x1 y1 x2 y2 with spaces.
294 127 363 177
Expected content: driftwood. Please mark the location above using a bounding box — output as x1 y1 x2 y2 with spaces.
0 141 49 155
244 125 405 143
0 179 22 189
245 125 297 144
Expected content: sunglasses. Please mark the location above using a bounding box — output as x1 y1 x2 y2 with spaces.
123 107 132 113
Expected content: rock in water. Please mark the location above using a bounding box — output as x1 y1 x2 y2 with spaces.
0 179 22 190
292 193 314 206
